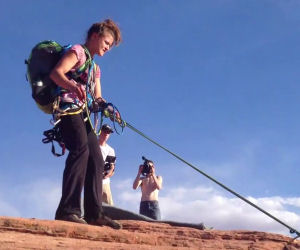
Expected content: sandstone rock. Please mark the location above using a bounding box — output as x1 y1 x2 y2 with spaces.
0 216 299 249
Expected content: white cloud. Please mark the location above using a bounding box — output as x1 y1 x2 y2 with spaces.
21 179 61 219
0 179 61 220
283 198 300 208
113 179 300 236
1 176 299 237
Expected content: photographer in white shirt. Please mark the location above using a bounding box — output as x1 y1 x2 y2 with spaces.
99 124 116 205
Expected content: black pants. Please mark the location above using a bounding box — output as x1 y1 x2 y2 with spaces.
55 113 104 220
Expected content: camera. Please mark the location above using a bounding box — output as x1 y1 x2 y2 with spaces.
141 156 153 176
103 155 116 177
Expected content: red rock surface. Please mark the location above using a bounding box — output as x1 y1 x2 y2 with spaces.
0 216 299 249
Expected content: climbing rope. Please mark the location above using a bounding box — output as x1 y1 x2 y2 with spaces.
40 47 300 237
104 111 300 239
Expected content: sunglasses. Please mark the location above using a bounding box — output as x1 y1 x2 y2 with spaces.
102 129 112 134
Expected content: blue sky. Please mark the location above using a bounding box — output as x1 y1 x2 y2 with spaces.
1 0 300 236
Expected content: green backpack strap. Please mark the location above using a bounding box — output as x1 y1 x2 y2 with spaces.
69 44 94 80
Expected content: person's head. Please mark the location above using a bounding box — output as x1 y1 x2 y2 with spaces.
99 124 114 144
86 19 122 56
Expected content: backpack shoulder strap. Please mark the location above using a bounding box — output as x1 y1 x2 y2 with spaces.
68 45 94 80
77 45 93 73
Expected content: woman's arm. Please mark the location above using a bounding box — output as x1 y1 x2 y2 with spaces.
50 50 86 100
94 65 102 99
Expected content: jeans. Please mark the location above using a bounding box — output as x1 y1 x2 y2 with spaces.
55 113 104 220
139 200 161 220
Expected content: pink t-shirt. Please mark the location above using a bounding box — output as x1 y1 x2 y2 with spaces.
60 44 100 107
70 44 100 78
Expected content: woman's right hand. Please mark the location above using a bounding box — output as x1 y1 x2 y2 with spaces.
70 81 86 101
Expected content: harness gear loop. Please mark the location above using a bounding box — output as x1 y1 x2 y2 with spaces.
42 126 65 157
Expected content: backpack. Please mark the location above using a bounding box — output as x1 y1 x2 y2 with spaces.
25 40 92 114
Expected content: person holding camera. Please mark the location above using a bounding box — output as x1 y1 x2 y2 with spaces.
99 124 116 206
132 158 163 220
